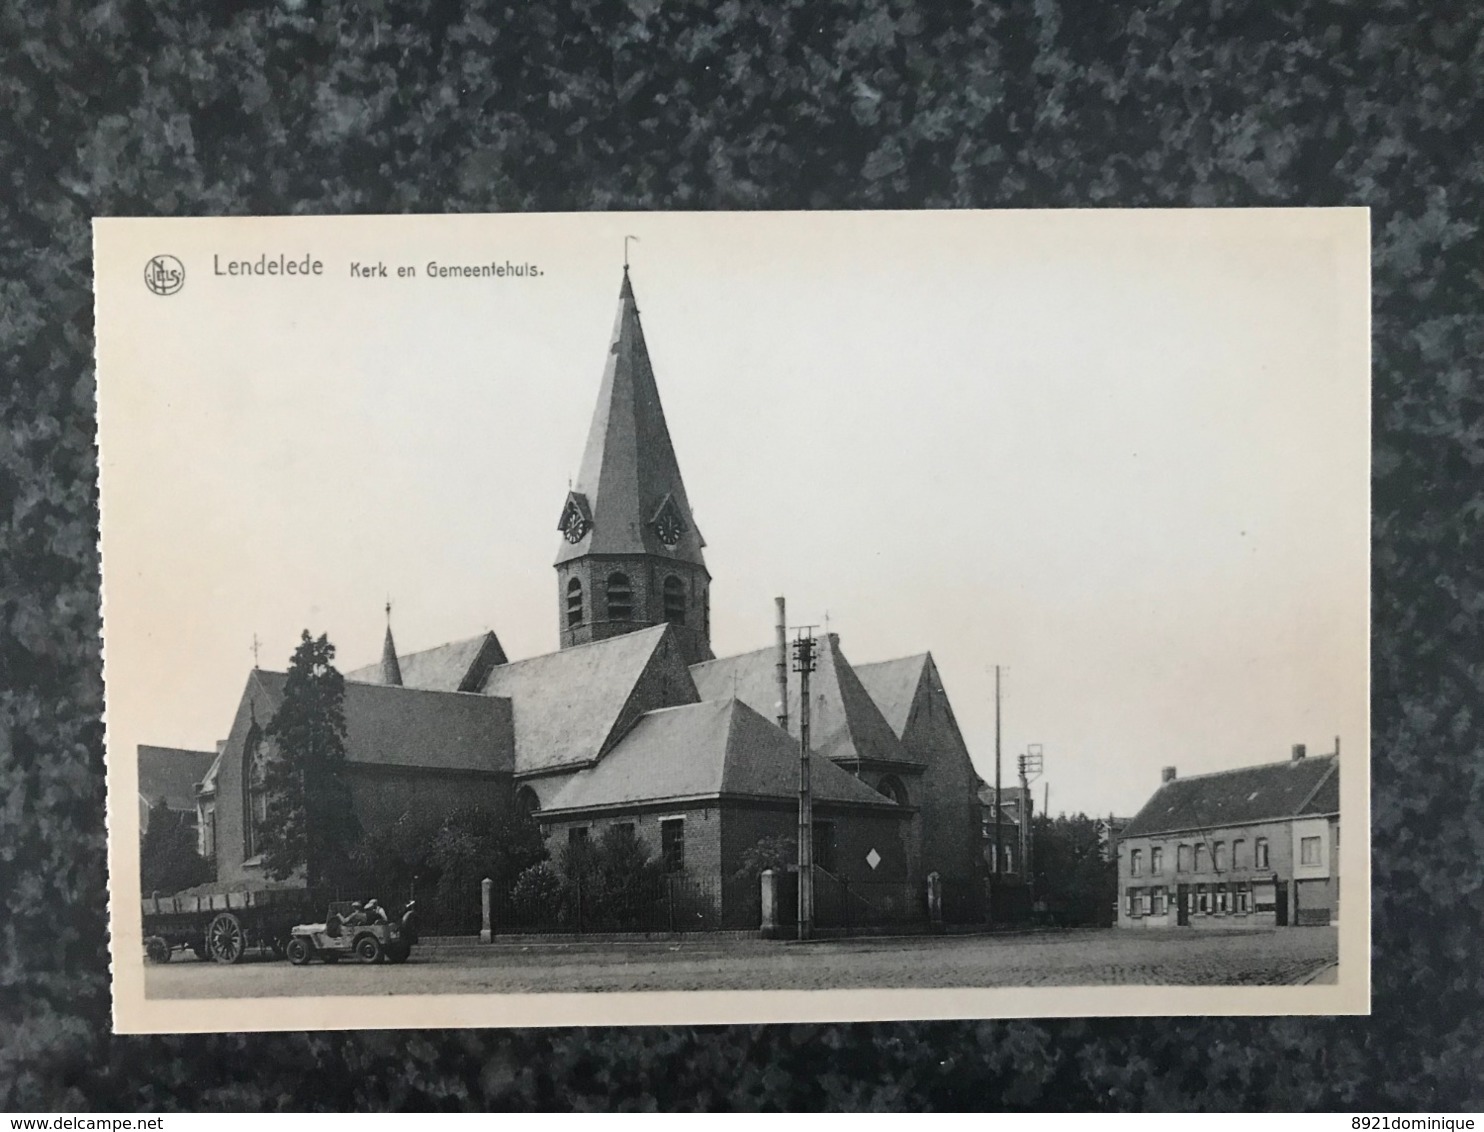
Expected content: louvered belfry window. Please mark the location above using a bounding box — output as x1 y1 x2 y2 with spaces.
663 575 685 624
606 572 633 621
566 577 584 627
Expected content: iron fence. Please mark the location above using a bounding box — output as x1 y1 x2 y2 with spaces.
486 871 733 936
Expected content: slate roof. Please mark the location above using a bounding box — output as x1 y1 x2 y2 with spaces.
1121 755 1340 838
554 270 707 569
137 746 217 810
543 698 904 814
250 670 513 774
691 634 920 767
346 630 507 693
854 653 932 738
479 623 697 775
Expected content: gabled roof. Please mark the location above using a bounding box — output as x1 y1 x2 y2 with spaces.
249 670 513 774
1121 755 1340 838
346 630 507 693
137 746 217 810
854 653 932 738
691 634 920 767
542 698 904 814
554 270 706 569
479 623 698 775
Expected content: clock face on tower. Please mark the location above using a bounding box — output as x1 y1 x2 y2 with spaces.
654 509 683 548
560 504 589 543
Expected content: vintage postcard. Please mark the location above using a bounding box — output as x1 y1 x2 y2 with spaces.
98 209 1370 1033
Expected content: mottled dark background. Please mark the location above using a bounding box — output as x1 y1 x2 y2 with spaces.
2 0 1481 1112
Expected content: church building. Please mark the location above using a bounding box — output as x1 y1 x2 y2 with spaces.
177 269 988 927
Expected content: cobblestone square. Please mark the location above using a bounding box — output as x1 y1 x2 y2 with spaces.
146 925 1339 999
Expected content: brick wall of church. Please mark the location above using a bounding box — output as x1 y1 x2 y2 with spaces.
898 670 988 920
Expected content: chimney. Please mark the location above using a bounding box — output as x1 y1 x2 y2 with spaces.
774 596 789 733
1161 766 1177 783
1292 743 1306 761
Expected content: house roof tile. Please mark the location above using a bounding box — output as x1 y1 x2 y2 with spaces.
1121 755 1339 838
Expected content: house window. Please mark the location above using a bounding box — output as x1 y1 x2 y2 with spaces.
1255 837 1269 869
1151 847 1164 875
1300 835 1322 866
1236 884 1252 913
1177 844 1192 873
606 572 633 621
1151 888 1167 916
1215 884 1230 914
660 818 685 873
1125 887 1140 917
1130 849 1143 877
1002 844 1015 874
566 577 584 627
1140 890 1153 916
663 575 686 625
1197 884 1211 914
1194 843 1208 873
1213 841 1227 872
1232 838 1247 870
812 821 836 873
567 826 589 851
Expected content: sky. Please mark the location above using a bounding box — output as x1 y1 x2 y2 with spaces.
97 210 1370 819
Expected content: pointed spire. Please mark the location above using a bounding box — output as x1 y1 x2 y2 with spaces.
555 270 706 569
380 601 403 686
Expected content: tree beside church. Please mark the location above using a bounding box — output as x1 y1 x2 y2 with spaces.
259 631 359 888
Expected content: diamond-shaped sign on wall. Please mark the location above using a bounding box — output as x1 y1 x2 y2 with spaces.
866 848 882 871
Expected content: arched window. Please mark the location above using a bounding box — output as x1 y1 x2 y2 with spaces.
606 572 633 621
566 577 584 628
243 731 269 858
663 575 685 625
877 775 908 806
515 785 540 821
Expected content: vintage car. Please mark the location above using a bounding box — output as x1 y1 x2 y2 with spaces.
285 899 417 965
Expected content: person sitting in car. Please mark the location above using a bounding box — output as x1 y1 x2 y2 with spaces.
363 899 389 924
342 901 368 927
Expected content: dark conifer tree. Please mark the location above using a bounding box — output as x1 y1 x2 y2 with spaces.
260 631 358 888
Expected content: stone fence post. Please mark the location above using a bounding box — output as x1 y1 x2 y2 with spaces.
759 869 780 939
480 876 493 943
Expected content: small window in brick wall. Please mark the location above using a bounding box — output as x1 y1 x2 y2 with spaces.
660 818 685 873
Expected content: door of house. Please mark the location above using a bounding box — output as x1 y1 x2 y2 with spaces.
1275 880 1289 926
1176 884 1190 926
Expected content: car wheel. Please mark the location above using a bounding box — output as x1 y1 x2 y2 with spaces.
207 912 245 964
386 942 410 964
286 937 312 966
355 934 384 964
145 936 170 964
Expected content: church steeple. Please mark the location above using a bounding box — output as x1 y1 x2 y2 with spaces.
380 603 403 686
555 269 713 664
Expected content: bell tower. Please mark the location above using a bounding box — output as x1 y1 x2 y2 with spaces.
555 268 713 665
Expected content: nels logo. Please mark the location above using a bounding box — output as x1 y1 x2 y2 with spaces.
144 254 185 296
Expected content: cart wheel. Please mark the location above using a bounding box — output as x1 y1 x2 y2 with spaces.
145 936 170 964
354 934 384 964
286 937 312 966
207 912 246 964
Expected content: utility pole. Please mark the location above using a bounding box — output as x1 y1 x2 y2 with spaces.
793 627 818 941
993 665 1002 887
1017 744 1044 889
